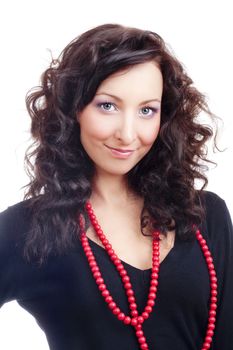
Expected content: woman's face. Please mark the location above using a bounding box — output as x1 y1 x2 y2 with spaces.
77 61 163 178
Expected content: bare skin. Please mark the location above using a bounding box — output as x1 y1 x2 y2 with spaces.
86 174 175 270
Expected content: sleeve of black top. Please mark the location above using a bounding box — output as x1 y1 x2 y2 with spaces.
0 202 28 307
205 193 233 349
0 206 17 307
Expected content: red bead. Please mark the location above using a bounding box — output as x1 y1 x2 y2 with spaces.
91 266 99 273
137 316 144 324
122 276 130 283
210 296 217 303
98 283 106 291
151 272 158 279
138 336 146 344
128 296 135 303
129 303 137 310
153 266 159 273
83 245 91 251
87 256 95 262
142 312 149 319
145 306 152 313
117 313 125 321
210 283 218 290
202 245 209 252
119 270 127 276
208 324 215 330
196 233 202 240
210 303 217 310
136 330 143 337
110 254 118 261
202 342 211 349
206 257 213 264
204 250 211 257
124 283 132 289
131 318 138 326
131 310 138 317
209 270 216 276
105 296 112 303
151 280 158 286
211 290 217 296
147 300 155 307
210 276 217 283
208 263 215 270
93 271 101 278
209 310 216 317
112 307 121 315
148 292 156 299
123 316 131 324
208 316 216 324
200 238 206 245
101 290 109 297
116 264 124 271
206 330 214 337
126 290 134 297
114 259 121 266
96 277 104 285
108 302 116 309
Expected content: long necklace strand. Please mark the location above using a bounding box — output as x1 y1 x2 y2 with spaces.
79 202 217 350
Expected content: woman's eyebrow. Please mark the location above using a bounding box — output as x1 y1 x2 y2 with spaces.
95 92 161 104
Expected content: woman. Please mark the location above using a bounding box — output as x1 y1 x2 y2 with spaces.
0 23 232 349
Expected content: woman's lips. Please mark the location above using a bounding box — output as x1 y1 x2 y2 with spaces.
105 145 135 158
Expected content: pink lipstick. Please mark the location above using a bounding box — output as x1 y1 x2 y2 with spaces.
105 145 134 159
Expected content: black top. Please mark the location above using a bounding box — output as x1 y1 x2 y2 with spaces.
0 191 232 350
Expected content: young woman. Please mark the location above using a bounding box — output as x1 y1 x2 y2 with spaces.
0 23 232 350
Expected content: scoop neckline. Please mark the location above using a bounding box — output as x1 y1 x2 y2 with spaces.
87 235 177 273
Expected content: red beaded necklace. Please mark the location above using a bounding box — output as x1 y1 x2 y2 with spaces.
79 202 217 350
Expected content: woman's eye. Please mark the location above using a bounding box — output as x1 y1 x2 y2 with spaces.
97 102 116 111
140 107 159 118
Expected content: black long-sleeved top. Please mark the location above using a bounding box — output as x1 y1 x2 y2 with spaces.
0 191 233 349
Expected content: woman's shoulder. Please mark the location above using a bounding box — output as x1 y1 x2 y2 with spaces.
0 198 33 224
200 190 232 244
201 190 231 220
201 189 225 206
0 199 33 245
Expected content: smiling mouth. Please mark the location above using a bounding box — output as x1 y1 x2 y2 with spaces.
105 145 134 153
105 145 135 158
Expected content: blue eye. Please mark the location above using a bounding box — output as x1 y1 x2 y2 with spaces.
97 102 116 111
140 107 159 118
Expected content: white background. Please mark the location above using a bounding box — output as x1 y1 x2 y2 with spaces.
0 0 232 349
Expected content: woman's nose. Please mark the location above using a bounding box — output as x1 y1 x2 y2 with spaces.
114 115 137 145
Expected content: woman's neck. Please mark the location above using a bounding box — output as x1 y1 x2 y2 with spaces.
90 172 138 207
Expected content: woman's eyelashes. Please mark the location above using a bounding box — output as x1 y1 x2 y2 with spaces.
97 102 117 112
139 106 160 118
96 101 160 118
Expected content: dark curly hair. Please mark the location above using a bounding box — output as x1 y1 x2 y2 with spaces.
24 23 217 263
